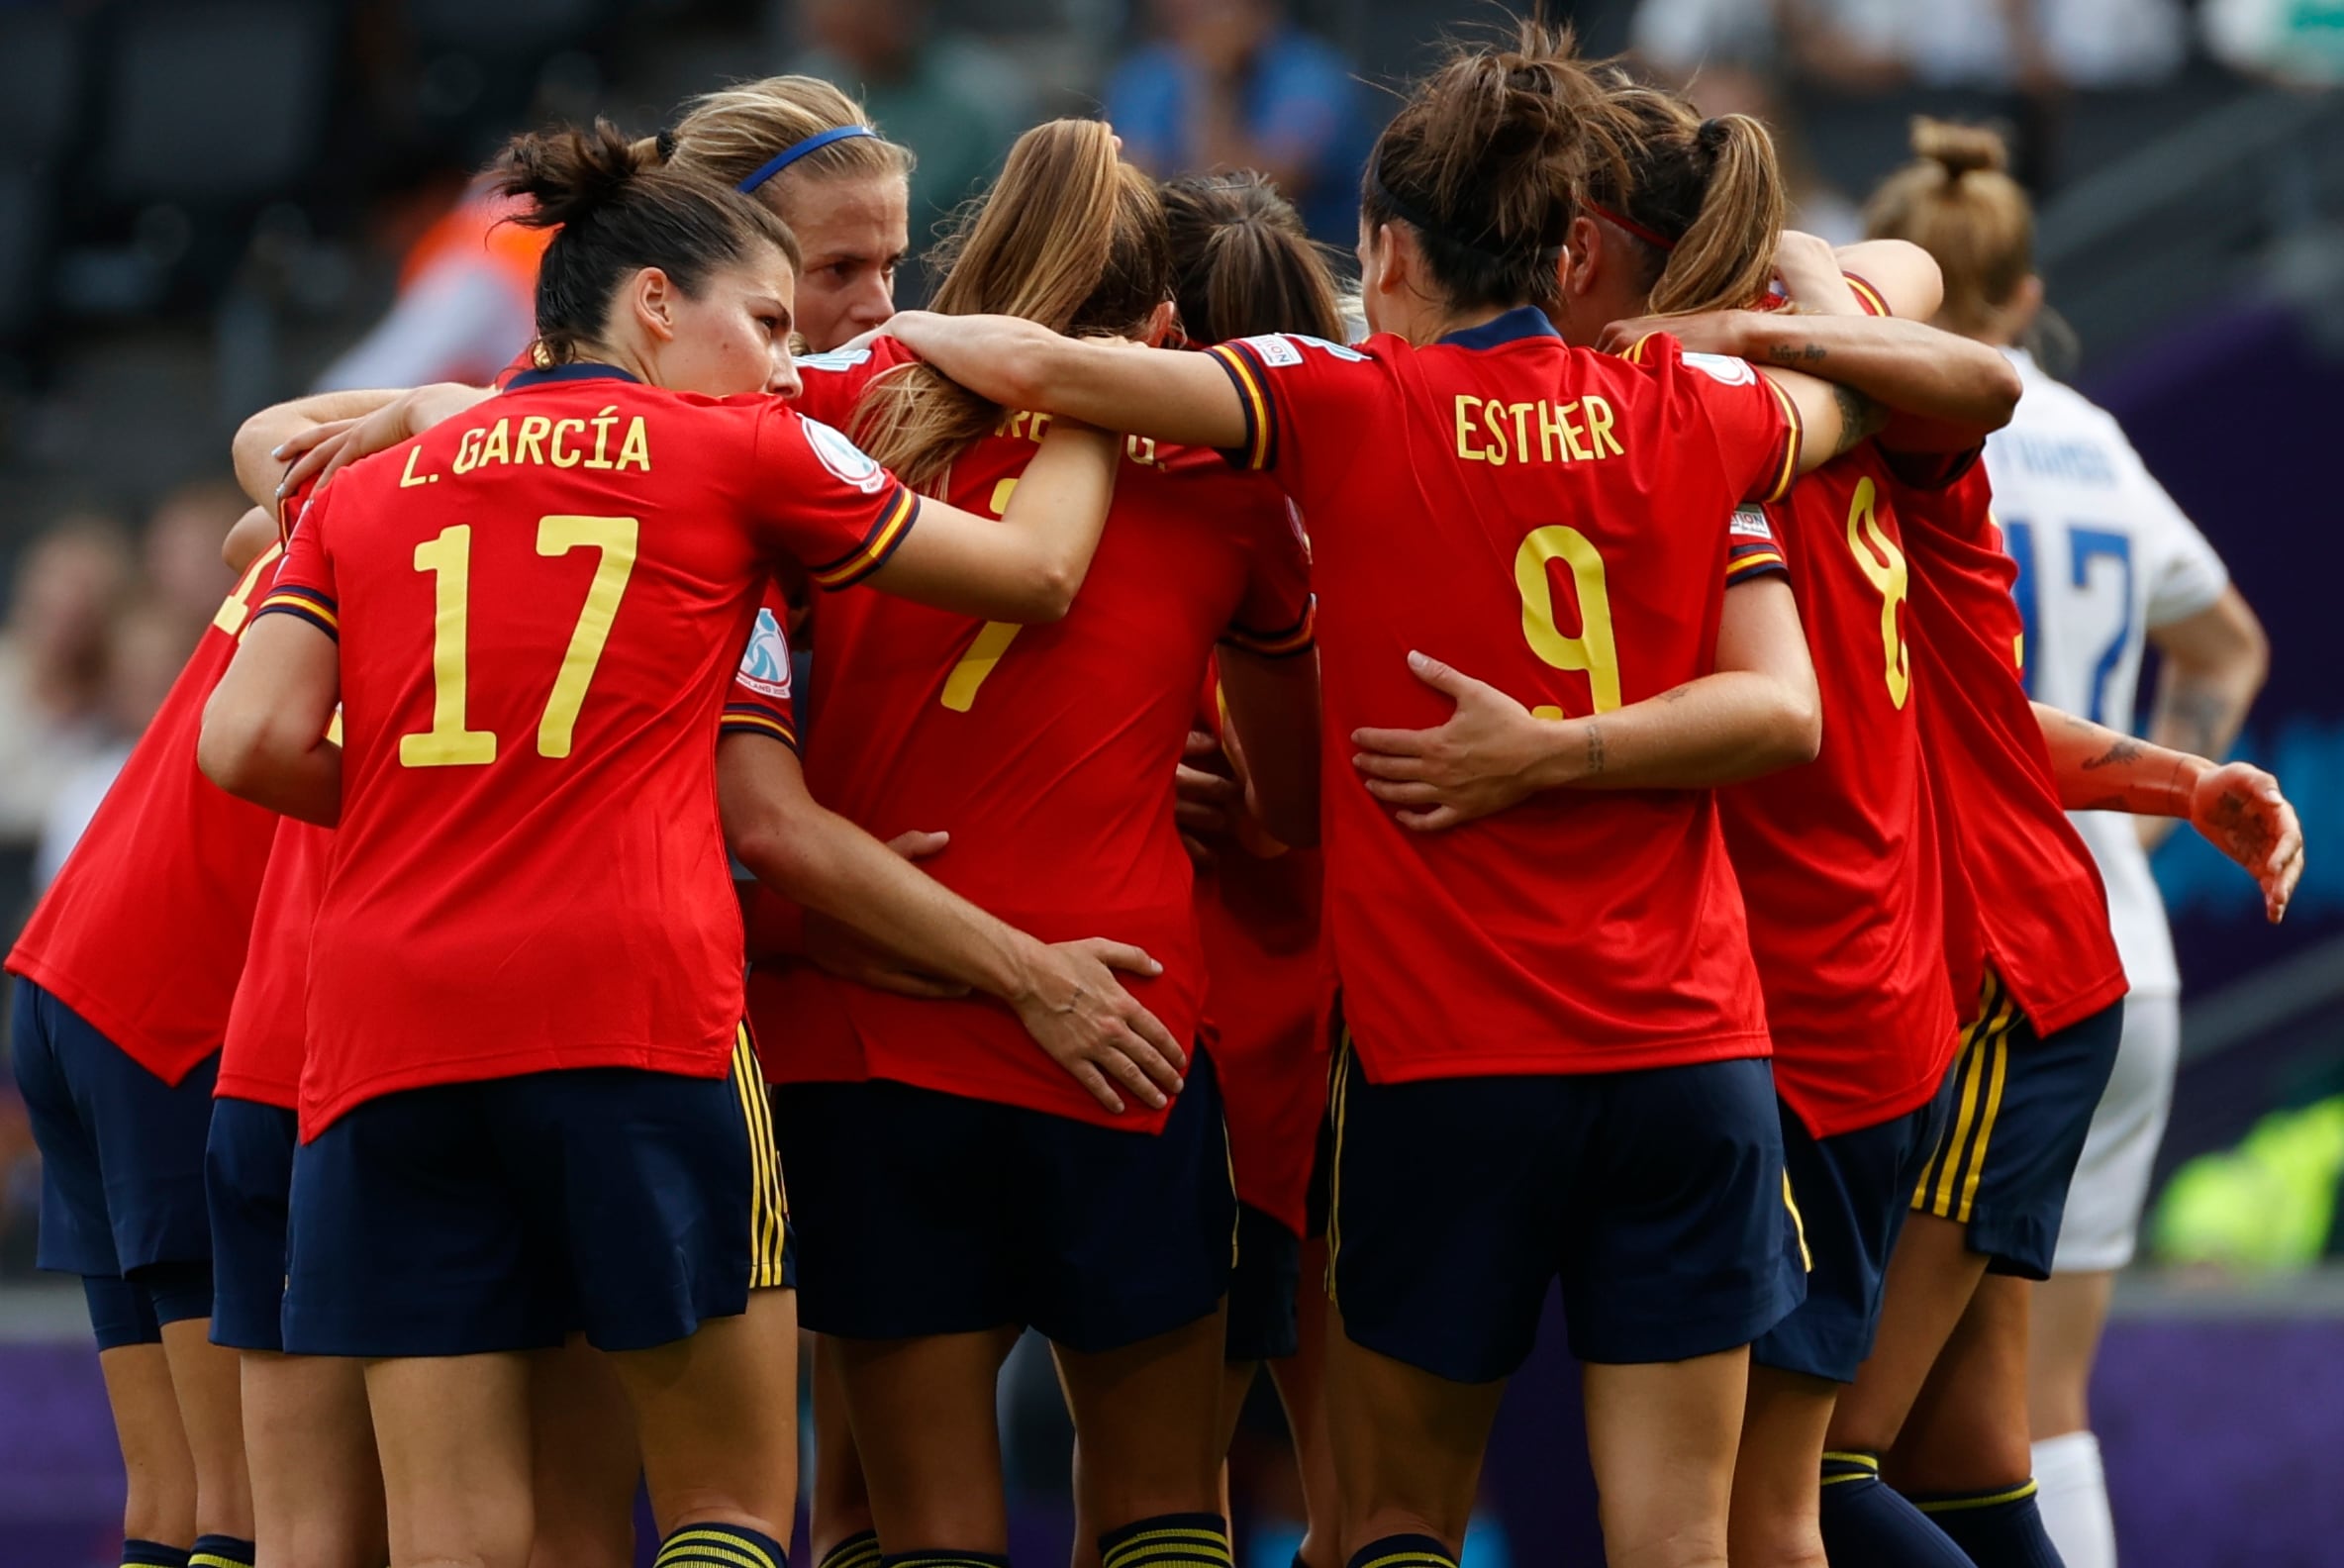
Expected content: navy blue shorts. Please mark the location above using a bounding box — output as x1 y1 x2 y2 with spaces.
775 1050 1235 1354
282 1029 789 1357
1909 971 2124 1280
10 979 218 1281
206 1096 298 1352
1325 1038 1802 1382
1757 1072 1957 1383
1226 1202 1302 1363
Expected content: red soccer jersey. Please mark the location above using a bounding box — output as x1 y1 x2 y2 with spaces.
1719 451 1959 1136
1194 660 1327 1236
257 362 925 1136
217 816 333 1109
6 543 291 1085
753 342 1315 1131
1899 458 2125 1034
1208 312 1799 1082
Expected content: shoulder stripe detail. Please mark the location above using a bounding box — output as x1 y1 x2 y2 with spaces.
1221 594 1317 658
1761 377 1803 502
1622 332 1658 365
1842 272 1891 318
720 706 800 750
1725 550 1788 584
255 588 338 638
808 486 920 590
1205 343 1275 471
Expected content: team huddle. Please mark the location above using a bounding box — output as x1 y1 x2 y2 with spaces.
7 22 2306 1568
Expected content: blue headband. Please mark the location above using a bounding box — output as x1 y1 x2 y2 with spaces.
736 125 878 194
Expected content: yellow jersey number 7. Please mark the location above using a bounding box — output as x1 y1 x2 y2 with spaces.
938 477 1025 712
399 515 638 768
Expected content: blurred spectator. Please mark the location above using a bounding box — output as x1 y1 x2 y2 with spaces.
1633 0 2189 92
1105 0 1373 245
141 477 243 655
314 173 551 391
0 521 134 849
33 599 187 892
2205 0 2344 83
793 0 1028 257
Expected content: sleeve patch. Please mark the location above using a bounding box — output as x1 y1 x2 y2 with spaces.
796 347 874 371
1729 506 1775 540
733 608 793 701
799 415 890 496
1684 351 1758 387
1240 334 1306 368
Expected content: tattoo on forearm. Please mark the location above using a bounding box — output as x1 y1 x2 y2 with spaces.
1586 723 1607 778
1767 343 1828 366
1829 383 1884 456
2082 737 2147 771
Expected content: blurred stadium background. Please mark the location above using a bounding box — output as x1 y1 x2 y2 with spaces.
1 0 2341 1563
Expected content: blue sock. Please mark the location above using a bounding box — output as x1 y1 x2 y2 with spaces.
1344 1536 1457 1568
122 1543 188 1568
657 1523 789 1568
1102 1513 1231 1568
1819 1452 1978 1567
882 1553 1011 1568
188 1536 254 1568
1912 1479 2064 1568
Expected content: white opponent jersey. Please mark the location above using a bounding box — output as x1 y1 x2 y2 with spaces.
1983 349 2229 996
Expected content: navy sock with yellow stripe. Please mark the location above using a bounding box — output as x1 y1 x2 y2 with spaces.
880 1552 1012 1568
1100 1513 1232 1568
122 1542 188 1568
1818 1452 1977 1568
1912 1478 2063 1568
1343 1534 1458 1568
656 1522 788 1568
188 1534 254 1568
820 1530 884 1568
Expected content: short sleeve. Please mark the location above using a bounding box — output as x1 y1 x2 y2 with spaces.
1203 332 1382 496
1724 505 1790 587
751 406 923 592
1620 333 1801 505
722 584 800 751
1222 492 1317 658
254 482 341 640
2129 458 2229 628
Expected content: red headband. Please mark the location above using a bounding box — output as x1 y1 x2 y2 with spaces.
1587 201 1680 253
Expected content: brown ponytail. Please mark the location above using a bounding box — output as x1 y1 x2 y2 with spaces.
497 119 798 364
850 120 1171 490
1584 74 1785 316
1162 173 1344 345
1361 21 1616 315
1862 118 2034 339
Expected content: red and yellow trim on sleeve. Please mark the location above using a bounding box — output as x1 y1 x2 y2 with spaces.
1842 271 1891 319
1221 594 1318 659
1205 343 1278 472
1619 332 1660 365
807 485 921 592
1726 539 1790 586
1758 376 1804 503
720 702 800 752
254 585 339 639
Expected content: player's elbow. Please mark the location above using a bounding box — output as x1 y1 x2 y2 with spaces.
1974 350 2024 432
198 697 290 802
999 560 1081 624
1765 679 1823 770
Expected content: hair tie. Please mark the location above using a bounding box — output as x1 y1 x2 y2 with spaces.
1698 117 1732 153
737 124 877 194
653 129 677 163
1586 200 1680 253
1372 151 1567 259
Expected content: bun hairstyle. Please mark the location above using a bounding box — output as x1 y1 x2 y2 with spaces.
851 119 1171 490
638 76 915 217
1862 118 2035 339
1361 20 1618 315
1162 172 1345 345
1583 70 1785 316
499 119 800 364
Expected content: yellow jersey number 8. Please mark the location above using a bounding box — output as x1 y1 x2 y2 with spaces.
1843 477 1910 710
1514 525 1622 718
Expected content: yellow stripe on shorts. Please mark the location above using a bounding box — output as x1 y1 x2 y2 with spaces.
730 1026 788 1289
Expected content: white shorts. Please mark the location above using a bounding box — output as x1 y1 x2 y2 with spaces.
2051 991 2180 1273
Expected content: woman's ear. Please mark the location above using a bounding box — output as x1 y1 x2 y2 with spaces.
629 266 681 344
1143 299 1179 347
1562 215 1601 299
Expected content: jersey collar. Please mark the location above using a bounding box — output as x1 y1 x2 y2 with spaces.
1437 307 1561 351
504 361 643 390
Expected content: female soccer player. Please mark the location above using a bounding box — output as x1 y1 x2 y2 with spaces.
761 120 1321 1568
195 122 1138 1568
873 28 1945 1568
1158 171 1346 1568
8 503 286 1568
